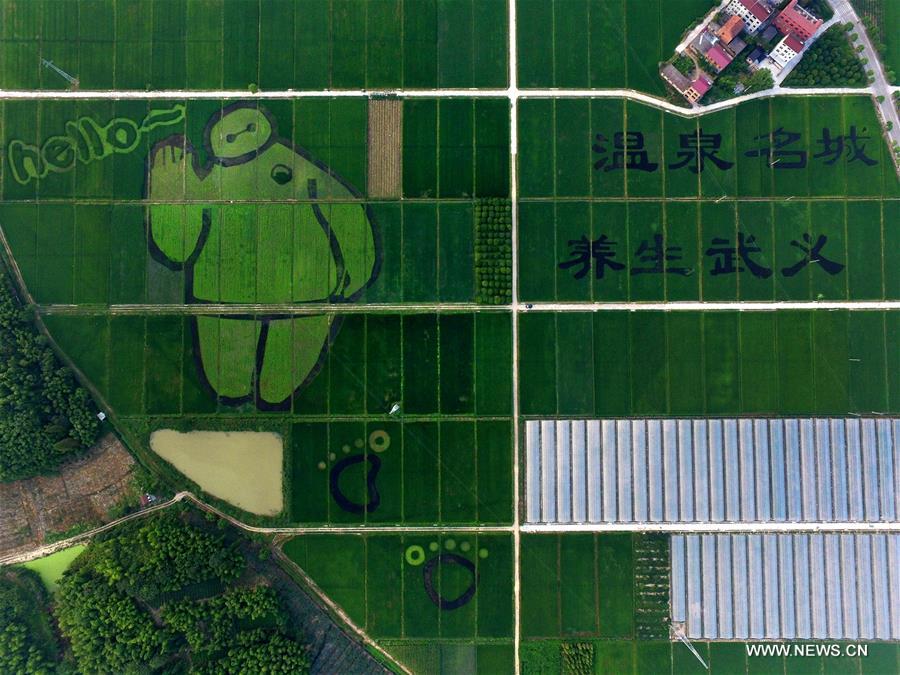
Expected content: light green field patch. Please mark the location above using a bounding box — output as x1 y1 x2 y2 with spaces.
21 545 86 592
145 103 380 406
196 316 259 401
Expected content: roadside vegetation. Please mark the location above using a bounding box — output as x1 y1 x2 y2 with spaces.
9 510 314 673
701 59 774 104
798 0 834 21
0 270 100 482
851 0 899 84
784 24 869 87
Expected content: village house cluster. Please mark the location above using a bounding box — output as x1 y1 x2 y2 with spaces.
662 0 824 104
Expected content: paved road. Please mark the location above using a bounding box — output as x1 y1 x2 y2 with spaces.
830 0 900 159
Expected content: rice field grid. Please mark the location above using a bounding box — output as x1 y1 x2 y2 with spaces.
519 310 900 418
519 639 899 674
516 0 717 94
0 97 509 306
283 533 514 640
0 0 509 91
2 3 900 673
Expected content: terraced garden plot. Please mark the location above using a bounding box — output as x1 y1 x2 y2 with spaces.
0 0 509 90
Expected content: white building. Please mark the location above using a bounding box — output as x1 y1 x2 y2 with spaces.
769 33 804 68
725 0 773 34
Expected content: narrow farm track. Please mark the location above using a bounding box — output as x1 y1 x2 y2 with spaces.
5 487 898 567
36 302 505 315
0 85 883 119
35 299 900 316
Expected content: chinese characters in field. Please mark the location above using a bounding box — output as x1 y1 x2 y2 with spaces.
591 127 877 173
559 232 844 280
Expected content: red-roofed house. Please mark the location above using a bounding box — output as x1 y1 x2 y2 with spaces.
704 44 734 72
725 0 773 34
769 33 805 67
774 0 823 41
718 15 746 44
685 76 712 103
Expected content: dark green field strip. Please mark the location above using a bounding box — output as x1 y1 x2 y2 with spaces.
402 98 510 199
519 310 900 417
521 533 635 639
289 419 512 526
41 311 513 419
0 0 508 90
517 0 713 93
282 533 513 640
519 198 896 303
521 639 899 674
518 97 899 200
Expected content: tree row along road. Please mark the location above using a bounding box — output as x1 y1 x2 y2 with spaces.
830 0 900 154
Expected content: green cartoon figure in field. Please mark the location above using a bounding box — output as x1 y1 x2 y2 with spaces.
146 102 381 409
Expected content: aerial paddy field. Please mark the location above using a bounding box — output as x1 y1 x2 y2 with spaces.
0 0 509 90
1 1 898 672
517 0 717 94
519 96 899 303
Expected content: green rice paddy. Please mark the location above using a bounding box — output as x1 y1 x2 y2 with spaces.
0 0 509 90
283 532 513 666
1 4 898 670
517 0 717 94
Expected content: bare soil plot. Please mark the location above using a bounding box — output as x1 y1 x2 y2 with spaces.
0 434 136 559
367 98 403 198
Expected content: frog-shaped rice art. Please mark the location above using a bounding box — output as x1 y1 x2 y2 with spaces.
146 102 380 409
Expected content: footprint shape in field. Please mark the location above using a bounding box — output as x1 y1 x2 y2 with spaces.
317 430 390 514
404 539 488 610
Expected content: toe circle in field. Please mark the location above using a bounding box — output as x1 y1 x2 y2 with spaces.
405 545 426 566
422 553 478 610
368 430 391 453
